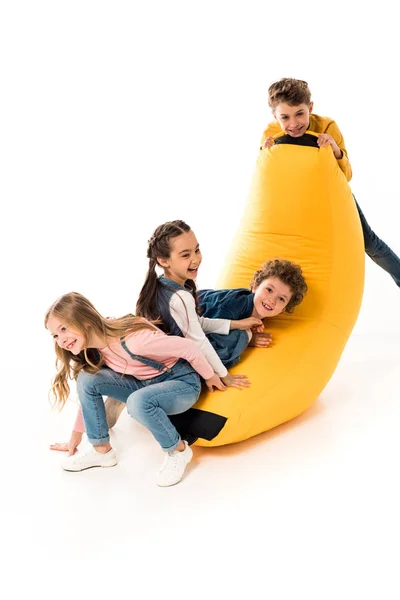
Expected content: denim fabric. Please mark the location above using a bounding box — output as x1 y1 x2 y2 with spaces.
126 361 201 451
156 276 192 336
206 329 250 369
355 199 400 287
76 360 201 451
198 288 254 320
76 367 143 446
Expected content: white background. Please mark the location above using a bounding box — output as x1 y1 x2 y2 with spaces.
1 1 400 598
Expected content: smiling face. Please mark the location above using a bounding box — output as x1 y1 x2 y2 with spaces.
251 277 293 319
158 230 202 285
274 101 313 138
46 314 86 355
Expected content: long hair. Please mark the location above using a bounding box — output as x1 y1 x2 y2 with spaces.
45 292 156 409
136 220 201 328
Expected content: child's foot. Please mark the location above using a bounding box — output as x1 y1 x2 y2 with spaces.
157 441 193 487
61 448 118 472
105 398 126 428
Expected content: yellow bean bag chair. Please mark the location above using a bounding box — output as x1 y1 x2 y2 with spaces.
171 132 364 447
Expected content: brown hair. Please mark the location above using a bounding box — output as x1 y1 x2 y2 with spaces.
268 78 312 112
250 259 307 313
136 220 201 328
45 292 156 409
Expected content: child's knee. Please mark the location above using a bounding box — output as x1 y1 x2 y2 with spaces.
76 370 98 393
127 391 150 421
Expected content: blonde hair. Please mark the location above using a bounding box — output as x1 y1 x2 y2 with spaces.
45 292 156 410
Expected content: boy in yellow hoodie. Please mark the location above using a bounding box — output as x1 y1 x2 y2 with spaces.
261 78 400 288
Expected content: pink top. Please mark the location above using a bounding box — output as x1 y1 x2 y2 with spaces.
73 327 213 432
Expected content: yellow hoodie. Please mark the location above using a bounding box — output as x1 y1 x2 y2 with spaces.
260 113 352 182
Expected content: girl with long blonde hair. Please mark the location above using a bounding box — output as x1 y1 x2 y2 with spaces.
45 292 223 487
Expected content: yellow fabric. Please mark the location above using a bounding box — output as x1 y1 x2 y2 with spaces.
260 114 352 181
194 135 364 447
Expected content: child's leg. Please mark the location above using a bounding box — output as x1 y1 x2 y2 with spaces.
126 372 200 451
61 368 144 472
76 368 143 447
126 369 201 486
206 329 250 369
355 198 400 287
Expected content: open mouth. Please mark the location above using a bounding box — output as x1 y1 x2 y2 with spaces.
67 340 77 351
262 302 273 312
188 267 198 275
289 127 303 135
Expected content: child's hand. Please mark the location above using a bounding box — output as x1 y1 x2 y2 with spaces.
251 323 265 333
317 134 342 159
231 317 263 331
221 373 251 390
262 136 275 149
205 374 227 392
249 332 273 348
49 430 83 456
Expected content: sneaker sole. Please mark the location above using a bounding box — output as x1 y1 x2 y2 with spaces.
62 459 118 472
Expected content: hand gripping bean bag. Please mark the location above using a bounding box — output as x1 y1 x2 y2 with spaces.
170 132 364 447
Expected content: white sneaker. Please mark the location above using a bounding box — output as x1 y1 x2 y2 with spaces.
61 448 118 472
157 441 193 487
105 398 126 428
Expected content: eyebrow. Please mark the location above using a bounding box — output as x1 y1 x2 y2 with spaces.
178 244 199 255
267 284 288 300
280 110 304 117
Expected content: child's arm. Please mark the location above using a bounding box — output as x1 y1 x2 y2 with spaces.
49 407 84 456
260 122 281 149
170 294 252 390
317 121 352 181
230 317 263 331
170 291 230 377
131 328 228 391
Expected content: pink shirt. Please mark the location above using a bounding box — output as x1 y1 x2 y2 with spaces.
73 327 213 432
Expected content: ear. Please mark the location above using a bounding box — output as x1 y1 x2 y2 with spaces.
308 101 314 114
157 257 169 269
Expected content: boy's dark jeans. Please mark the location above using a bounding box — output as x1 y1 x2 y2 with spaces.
354 198 400 287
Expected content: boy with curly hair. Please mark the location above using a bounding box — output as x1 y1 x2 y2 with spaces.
198 259 307 352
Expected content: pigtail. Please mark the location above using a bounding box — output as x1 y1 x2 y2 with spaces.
136 258 163 322
184 279 202 316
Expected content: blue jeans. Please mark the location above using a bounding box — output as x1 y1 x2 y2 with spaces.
76 360 201 451
206 329 250 369
355 199 400 287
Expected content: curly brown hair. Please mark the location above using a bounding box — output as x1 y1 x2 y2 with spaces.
250 259 307 313
268 78 312 112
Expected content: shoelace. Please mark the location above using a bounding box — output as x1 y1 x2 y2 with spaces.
160 451 181 473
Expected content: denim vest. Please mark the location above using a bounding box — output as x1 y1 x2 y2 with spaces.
156 276 194 337
120 337 171 373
